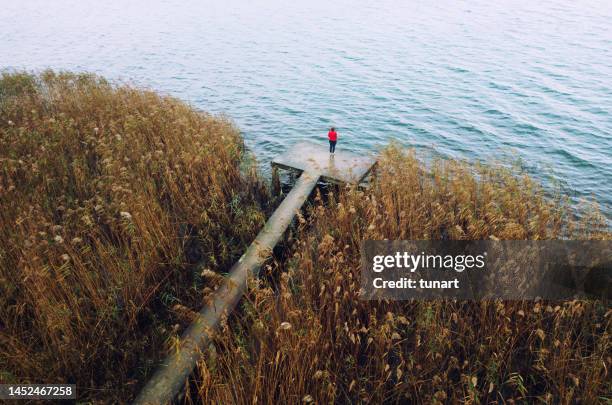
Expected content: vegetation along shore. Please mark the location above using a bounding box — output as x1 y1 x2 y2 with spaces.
1 72 609 403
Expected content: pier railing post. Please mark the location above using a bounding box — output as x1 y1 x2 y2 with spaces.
271 163 280 196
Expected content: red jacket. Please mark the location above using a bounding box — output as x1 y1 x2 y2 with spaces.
328 130 338 141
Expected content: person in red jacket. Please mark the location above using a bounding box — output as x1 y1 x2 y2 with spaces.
328 127 338 154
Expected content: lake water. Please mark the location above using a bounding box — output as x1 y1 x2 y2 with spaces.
1 0 611 219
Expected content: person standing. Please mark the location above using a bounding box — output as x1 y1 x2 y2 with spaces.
328 127 338 154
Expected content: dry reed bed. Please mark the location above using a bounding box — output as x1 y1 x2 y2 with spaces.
196 147 610 404
0 71 267 402
1 72 609 404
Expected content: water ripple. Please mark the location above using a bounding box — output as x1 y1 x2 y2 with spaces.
1 0 610 220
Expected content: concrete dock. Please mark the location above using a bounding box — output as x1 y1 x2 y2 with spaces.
272 141 376 184
134 142 376 405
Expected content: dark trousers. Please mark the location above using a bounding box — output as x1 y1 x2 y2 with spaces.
329 140 337 153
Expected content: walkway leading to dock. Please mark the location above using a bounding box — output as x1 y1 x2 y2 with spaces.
134 142 376 405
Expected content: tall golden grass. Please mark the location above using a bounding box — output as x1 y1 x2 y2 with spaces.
196 147 610 404
1 72 609 403
0 71 267 402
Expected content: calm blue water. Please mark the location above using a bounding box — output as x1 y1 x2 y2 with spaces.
1 0 611 219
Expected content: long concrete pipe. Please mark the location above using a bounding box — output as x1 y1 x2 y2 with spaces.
133 171 320 405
